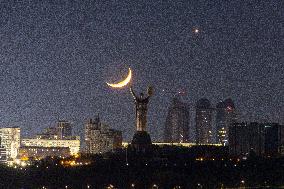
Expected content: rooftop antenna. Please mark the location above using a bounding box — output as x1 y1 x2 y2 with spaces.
54 112 60 122
95 113 100 122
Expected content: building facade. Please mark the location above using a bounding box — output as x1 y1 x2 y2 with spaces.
85 117 101 153
164 98 189 143
0 127 21 160
195 98 213 144
229 122 284 157
21 138 80 155
85 117 122 154
0 146 7 163
19 146 70 160
215 98 237 146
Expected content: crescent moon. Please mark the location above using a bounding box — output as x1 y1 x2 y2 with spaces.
106 68 132 88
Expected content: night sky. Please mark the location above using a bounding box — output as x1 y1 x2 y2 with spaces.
0 1 283 141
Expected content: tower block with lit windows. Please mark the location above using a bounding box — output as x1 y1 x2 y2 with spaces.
130 86 153 152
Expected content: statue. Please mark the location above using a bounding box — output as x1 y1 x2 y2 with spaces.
130 86 153 132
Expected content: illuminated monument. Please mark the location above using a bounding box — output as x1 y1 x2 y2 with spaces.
130 86 153 151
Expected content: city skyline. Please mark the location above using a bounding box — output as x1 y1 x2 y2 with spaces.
0 1 282 142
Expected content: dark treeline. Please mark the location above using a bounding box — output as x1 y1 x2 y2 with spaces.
0 145 284 189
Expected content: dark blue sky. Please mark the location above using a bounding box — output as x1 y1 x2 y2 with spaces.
0 0 283 141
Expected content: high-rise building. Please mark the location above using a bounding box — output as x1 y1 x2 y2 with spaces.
36 120 72 140
57 120 72 139
264 123 284 156
0 127 21 160
85 117 101 153
215 98 237 146
229 122 284 157
164 98 189 143
195 98 213 144
85 116 122 154
36 127 59 139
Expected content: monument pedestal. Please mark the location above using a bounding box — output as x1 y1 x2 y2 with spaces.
131 131 152 153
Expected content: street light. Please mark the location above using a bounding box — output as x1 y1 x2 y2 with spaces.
173 186 181 189
107 184 115 189
152 184 158 189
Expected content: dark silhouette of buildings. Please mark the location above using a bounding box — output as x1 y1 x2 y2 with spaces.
195 98 214 144
36 120 73 140
215 98 237 146
229 122 284 157
164 98 189 143
265 124 284 156
57 121 72 139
